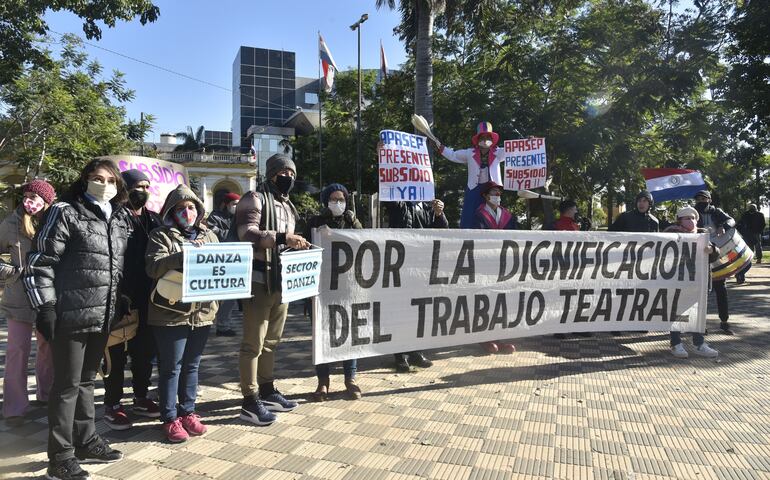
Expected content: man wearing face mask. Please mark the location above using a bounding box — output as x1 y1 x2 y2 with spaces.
206 191 241 337
235 153 310 426
101 170 163 431
433 122 507 228
693 190 736 335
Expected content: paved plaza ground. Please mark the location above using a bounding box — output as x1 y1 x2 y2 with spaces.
1 265 769 480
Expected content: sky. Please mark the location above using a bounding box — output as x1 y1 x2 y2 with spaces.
44 0 407 141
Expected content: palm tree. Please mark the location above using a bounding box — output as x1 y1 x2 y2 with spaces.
376 0 445 125
174 125 206 152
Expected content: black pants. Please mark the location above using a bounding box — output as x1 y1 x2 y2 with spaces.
103 321 156 406
48 331 109 462
748 233 763 262
713 279 728 322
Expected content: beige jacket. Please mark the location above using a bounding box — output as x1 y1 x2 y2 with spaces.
0 208 35 323
145 185 218 328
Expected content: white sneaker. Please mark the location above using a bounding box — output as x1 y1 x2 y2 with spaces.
671 343 689 358
694 342 719 358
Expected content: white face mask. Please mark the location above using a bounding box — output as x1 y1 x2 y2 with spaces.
479 139 493 149
86 180 118 203
228 204 237 215
488 195 501 207
328 201 346 217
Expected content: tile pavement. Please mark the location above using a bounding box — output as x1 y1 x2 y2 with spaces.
1 265 770 479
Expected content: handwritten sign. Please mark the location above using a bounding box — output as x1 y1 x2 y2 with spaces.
101 155 189 213
502 137 547 191
280 247 323 304
378 130 435 202
181 243 253 302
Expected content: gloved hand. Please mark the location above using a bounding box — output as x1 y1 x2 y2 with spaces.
343 210 356 224
36 303 56 342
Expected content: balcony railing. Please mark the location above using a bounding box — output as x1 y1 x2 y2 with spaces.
157 152 256 164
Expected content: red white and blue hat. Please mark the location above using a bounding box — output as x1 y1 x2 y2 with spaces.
472 121 500 147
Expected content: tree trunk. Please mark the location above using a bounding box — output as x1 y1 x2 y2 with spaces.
414 1 434 125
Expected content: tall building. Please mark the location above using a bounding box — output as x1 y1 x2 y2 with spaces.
232 47 297 147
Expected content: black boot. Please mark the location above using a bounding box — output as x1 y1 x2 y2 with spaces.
408 352 433 369
394 353 411 373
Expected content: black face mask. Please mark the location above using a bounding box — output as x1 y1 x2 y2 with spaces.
274 175 295 195
694 202 708 213
128 190 150 209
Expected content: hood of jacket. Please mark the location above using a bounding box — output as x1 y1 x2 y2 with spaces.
160 184 206 228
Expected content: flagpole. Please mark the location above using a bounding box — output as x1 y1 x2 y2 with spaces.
318 31 323 192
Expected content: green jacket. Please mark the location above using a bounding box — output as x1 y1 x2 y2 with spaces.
145 184 219 328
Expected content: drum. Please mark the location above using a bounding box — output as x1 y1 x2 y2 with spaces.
710 227 754 281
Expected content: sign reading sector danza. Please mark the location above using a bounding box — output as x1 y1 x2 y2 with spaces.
102 155 189 213
378 130 435 202
312 229 709 364
280 247 323 304
181 243 253 303
503 137 547 191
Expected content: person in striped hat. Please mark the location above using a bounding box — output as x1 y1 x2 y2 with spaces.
434 122 508 228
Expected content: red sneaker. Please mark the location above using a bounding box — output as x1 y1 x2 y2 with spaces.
481 342 499 354
163 418 189 443
499 343 516 354
180 413 207 436
104 404 132 431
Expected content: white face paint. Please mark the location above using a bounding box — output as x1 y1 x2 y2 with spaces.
479 139 493 149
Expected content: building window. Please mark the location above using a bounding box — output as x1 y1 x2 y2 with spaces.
304 92 318 105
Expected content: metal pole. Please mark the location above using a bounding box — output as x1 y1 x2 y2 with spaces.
318 31 323 191
356 26 362 195
140 112 145 156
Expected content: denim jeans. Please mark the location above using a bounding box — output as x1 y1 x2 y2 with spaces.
152 325 210 423
670 331 704 347
316 359 357 379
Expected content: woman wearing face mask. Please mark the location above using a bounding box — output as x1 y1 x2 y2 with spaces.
0 179 56 428
24 160 131 480
433 122 508 228
145 184 218 443
305 183 362 401
473 182 517 354
665 206 721 359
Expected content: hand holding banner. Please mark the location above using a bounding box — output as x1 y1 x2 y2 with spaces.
378 130 435 202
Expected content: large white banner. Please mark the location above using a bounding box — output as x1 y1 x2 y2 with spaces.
312 228 709 364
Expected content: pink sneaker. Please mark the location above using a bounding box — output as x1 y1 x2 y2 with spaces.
499 343 516 354
180 413 207 436
163 418 189 443
481 342 499 354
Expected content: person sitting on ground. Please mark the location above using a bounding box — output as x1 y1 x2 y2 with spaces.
665 206 720 358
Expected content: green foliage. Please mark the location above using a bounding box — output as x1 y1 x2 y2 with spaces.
0 0 159 85
0 35 137 190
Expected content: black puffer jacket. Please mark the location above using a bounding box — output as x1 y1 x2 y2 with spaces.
609 192 659 233
24 196 131 335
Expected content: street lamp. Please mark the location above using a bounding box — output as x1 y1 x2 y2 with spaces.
350 13 368 195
